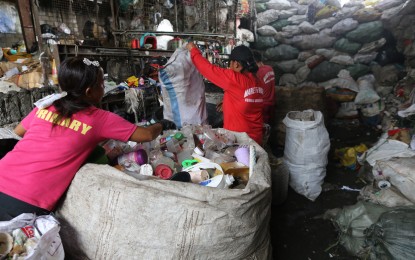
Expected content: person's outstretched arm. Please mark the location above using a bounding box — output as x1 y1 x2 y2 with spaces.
128 119 176 143
186 42 235 91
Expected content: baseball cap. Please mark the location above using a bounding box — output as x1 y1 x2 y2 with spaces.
229 45 254 62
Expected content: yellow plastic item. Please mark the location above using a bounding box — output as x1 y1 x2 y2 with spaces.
334 144 368 170
126 75 138 87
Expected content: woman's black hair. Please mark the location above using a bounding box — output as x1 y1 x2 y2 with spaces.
54 57 103 119
229 45 259 74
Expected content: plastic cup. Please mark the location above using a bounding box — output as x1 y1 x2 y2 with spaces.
234 147 250 166
188 170 209 183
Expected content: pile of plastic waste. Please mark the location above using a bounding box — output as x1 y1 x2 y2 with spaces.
102 125 255 189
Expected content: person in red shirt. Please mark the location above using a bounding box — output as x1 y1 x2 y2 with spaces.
187 43 264 145
253 50 276 125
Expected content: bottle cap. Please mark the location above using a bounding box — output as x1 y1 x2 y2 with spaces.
140 164 153 176
155 164 173 179
174 132 184 141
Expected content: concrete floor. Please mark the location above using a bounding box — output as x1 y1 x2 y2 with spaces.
269 119 381 260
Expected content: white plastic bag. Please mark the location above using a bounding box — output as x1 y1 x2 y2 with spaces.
283 109 330 201
159 46 208 128
0 213 65 260
354 74 380 105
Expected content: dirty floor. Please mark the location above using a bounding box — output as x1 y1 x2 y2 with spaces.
270 119 382 260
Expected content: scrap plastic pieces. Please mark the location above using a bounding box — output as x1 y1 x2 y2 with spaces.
104 125 256 189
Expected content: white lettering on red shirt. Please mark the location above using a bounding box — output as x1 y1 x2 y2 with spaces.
244 87 264 98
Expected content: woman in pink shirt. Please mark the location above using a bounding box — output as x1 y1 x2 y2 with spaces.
0 57 174 220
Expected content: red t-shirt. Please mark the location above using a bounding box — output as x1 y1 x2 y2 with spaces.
257 65 276 124
0 106 137 210
190 48 264 144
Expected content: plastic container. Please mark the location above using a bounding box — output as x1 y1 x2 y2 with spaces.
118 149 148 167
177 148 193 165
234 146 250 166
200 174 235 188
154 164 173 179
188 170 209 183
220 162 249 185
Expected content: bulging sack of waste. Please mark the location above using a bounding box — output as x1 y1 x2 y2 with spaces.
283 109 330 201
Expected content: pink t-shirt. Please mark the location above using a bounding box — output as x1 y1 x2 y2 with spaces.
0 106 137 210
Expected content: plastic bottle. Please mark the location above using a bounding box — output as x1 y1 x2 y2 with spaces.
160 132 184 145
117 149 148 167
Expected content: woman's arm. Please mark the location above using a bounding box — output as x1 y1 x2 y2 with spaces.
186 42 235 90
128 119 175 143
129 123 162 143
14 123 26 137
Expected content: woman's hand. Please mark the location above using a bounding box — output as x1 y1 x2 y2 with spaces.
186 42 197 51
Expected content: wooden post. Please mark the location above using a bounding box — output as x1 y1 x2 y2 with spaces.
30 0 43 52
16 0 36 51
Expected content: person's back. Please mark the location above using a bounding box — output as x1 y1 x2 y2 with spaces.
187 44 264 144
253 51 276 124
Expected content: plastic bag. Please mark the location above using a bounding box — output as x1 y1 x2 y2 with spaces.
366 208 415 260
159 46 208 128
283 109 330 201
0 213 65 260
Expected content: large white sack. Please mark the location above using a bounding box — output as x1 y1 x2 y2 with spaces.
330 55 354 65
358 133 415 166
331 18 359 35
299 21 319 34
283 110 330 201
56 131 272 259
257 25 277 36
372 157 415 203
359 185 414 208
354 74 381 105
159 46 208 128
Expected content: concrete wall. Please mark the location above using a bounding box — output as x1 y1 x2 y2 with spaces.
0 87 56 127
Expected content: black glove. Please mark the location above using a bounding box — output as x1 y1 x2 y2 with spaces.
159 119 177 131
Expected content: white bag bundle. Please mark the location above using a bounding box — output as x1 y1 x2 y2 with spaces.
159 46 208 128
283 109 330 201
372 157 415 203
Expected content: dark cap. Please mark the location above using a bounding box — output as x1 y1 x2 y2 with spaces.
229 45 254 62
229 45 258 73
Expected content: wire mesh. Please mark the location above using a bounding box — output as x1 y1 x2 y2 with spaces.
117 0 239 34
38 0 112 42
37 0 244 47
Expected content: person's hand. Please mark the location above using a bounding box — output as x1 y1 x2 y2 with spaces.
159 119 177 131
186 42 197 51
216 101 223 112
